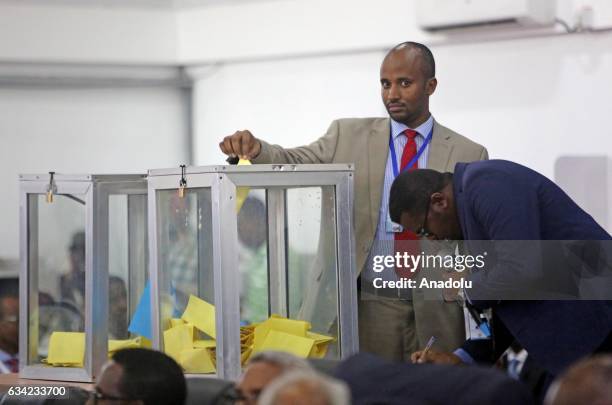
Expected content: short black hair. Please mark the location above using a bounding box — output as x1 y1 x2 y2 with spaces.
389 169 452 224
0 279 18 299
388 41 436 78
112 348 187 405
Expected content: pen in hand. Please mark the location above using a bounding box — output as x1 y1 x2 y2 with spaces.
418 335 436 364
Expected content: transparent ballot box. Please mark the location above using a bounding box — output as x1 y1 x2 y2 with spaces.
148 164 358 379
19 174 148 382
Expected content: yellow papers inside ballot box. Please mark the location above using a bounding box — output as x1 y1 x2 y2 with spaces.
306 331 335 359
256 330 315 358
169 318 186 328
164 324 194 362
108 337 146 357
253 315 311 350
46 332 85 367
193 339 216 349
181 295 216 339
179 348 216 374
241 347 253 366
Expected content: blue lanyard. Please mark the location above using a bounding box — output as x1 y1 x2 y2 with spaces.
389 127 433 178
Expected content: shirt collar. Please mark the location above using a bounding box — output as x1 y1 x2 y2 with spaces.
391 115 434 139
507 349 528 363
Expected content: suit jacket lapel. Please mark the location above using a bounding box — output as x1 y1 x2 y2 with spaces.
368 118 391 233
427 120 453 172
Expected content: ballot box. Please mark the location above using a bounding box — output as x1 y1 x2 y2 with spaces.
147 164 358 379
19 173 148 382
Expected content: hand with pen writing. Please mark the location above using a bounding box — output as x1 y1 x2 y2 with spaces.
411 349 462 365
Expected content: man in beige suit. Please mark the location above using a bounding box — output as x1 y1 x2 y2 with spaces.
219 42 488 361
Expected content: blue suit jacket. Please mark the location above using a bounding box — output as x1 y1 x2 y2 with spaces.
454 160 612 375
335 353 534 405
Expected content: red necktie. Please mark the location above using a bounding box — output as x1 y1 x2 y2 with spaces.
394 129 420 279
5 357 18 373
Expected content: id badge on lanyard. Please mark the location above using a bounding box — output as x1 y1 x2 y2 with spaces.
387 127 433 233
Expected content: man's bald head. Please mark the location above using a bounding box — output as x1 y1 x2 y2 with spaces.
384 42 436 79
545 355 612 405
379 41 438 128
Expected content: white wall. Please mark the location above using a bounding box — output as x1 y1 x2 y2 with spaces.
191 51 385 162
0 85 190 259
0 3 187 262
177 0 426 63
0 3 177 64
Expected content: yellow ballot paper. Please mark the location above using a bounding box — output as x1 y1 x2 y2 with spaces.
254 316 310 350
306 331 335 359
306 331 335 344
236 159 251 212
164 324 194 362
108 337 144 355
179 348 216 374
241 347 253 365
47 332 85 367
169 318 186 328
257 330 315 358
181 295 216 339
193 339 216 349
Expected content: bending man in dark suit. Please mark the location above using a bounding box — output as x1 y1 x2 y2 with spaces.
218 42 488 361
388 159 612 379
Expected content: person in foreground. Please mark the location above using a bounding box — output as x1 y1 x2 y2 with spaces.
335 352 533 405
388 160 612 387
87 348 186 405
544 354 612 405
235 351 313 405
258 371 350 405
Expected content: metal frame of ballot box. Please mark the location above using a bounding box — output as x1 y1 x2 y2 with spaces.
19 174 147 382
147 164 358 380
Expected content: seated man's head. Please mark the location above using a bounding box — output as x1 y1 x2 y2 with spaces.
389 169 460 240
89 348 186 405
545 355 612 405
258 371 350 405
236 351 312 405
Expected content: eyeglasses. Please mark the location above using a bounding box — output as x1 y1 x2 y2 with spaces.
89 387 140 404
415 202 434 239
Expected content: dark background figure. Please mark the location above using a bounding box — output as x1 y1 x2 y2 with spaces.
87 348 186 405
109 276 128 340
59 230 129 339
59 231 86 309
0 279 18 373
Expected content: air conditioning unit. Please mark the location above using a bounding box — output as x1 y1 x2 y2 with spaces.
416 0 556 31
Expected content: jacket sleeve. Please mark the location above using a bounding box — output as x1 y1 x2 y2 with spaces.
252 120 340 164
479 147 489 161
